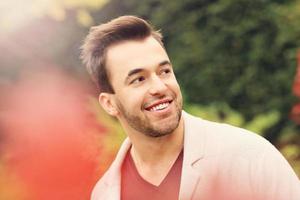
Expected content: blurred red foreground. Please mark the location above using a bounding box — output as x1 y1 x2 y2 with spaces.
0 68 106 200
291 52 300 123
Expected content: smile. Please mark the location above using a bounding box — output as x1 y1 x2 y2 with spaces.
145 99 173 112
149 102 170 111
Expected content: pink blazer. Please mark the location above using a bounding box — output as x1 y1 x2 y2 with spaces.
91 111 300 200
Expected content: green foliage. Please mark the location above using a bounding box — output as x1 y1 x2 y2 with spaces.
244 110 281 136
185 103 280 135
278 125 300 177
185 103 245 127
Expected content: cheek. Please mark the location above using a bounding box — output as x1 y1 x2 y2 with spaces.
119 90 145 108
169 80 181 93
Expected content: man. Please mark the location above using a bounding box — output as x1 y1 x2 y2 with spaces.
81 16 300 200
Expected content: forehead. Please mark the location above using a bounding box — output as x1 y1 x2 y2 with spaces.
105 36 169 81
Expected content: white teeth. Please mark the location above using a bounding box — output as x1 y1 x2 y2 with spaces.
149 102 169 111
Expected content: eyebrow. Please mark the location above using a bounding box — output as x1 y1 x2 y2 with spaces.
127 68 144 77
158 60 171 67
125 60 171 83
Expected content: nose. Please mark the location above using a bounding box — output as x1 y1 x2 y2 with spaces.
148 75 168 96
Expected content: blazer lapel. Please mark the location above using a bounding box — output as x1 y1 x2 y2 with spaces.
179 162 202 200
179 111 207 200
100 138 132 200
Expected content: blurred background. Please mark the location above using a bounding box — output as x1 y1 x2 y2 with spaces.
0 0 300 199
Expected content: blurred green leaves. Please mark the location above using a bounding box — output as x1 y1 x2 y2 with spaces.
185 103 280 135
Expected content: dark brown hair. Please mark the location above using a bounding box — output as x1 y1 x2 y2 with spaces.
80 15 163 93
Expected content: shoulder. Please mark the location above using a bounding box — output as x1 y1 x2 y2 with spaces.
183 111 300 198
183 111 270 153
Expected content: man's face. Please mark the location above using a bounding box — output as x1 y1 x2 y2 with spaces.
105 36 183 137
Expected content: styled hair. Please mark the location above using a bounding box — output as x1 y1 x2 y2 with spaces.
80 15 163 93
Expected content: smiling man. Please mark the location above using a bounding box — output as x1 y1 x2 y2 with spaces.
81 16 300 200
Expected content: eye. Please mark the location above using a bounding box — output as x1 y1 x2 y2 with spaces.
160 68 171 75
130 76 145 84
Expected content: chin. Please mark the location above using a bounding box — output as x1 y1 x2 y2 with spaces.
147 118 181 138
143 129 173 138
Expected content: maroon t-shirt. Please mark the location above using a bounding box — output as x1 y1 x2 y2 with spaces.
121 149 183 200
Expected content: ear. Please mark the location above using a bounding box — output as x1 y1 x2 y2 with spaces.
98 93 119 117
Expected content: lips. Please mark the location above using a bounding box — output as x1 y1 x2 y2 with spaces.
144 98 173 112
